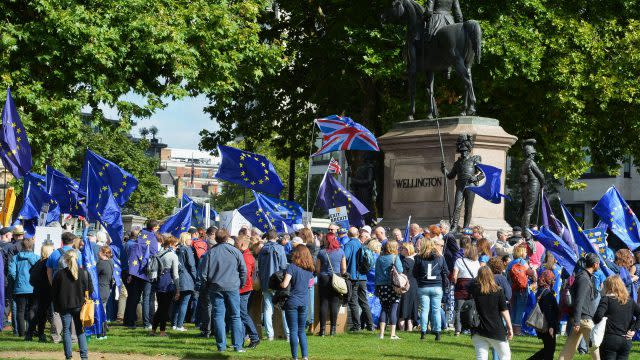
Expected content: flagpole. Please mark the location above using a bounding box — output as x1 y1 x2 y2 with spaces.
305 122 316 225
252 190 274 230
436 119 452 223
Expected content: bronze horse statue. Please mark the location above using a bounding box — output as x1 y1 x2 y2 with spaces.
383 0 482 119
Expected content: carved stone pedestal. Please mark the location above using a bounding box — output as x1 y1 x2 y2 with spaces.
377 116 517 237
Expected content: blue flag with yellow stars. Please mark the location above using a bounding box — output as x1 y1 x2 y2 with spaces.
81 239 106 337
0 88 32 178
561 203 613 277
85 163 124 247
128 229 158 281
465 164 510 204
182 194 217 228
238 191 300 234
215 145 284 196
531 226 577 274
316 172 369 227
160 202 193 237
46 166 87 217
593 186 640 251
16 173 61 228
80 149 138 207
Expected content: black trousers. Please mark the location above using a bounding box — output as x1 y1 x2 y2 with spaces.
152 291 174 332
599 334 632 360
14 294 34 337
318 274 340 329
123 273 137 327
527 332 555 360
348 280 372 330
27 292 51 337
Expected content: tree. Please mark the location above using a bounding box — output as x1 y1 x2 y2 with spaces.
0 0 283 173
201 0 640 207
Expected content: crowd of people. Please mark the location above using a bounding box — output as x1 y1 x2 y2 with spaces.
2 220 640 360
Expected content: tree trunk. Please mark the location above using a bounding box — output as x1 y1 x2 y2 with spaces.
288 153 295 201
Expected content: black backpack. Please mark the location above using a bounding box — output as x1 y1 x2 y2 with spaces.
29 259 49 290
460 298 480 331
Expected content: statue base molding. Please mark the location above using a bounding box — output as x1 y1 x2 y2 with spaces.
377 116 517 238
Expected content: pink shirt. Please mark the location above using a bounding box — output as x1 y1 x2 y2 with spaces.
527 241 546 269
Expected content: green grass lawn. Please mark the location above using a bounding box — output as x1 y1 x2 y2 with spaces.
1 326 639 359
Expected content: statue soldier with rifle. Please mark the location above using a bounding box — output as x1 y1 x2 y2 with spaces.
520 139 545 239
441 134 484 231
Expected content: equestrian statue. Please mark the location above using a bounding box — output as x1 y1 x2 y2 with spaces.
383 0 482 120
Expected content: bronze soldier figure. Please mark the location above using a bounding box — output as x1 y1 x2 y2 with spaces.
520 139 545 239
350 156 376 224
441 134 484 231
424 0 463 40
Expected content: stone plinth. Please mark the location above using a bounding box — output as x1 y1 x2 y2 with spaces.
122 214 147 233
378 116 517 236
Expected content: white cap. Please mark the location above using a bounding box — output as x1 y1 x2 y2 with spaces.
291 236 304 246
293 224 304 231
361 225 372 234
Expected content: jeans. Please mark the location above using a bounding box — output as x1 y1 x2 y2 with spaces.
124 277 154 327
599 334 632 360
61 309 88 359
239 291 259 342
142 280 155 327
209 289 243 351
152 291 174 332
285 306 309 359
558 318 600 360
510 290 528 328
197 286 212 333
262 290 289 339
307 285 315 327
418 286 443 333
348 280 372 330
14 294 34 337
472 334 511 360
454 299 466 333
172 290 192 328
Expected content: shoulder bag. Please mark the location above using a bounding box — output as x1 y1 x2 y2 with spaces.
79 270 95 327
525 289 548 333
327 251 348 295
391 255 410 295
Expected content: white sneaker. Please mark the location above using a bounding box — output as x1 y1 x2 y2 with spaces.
175 327 187 332
172 326 177 330
145 325 152 330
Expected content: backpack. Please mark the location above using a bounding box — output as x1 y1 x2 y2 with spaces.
57 248 79 271
390 256 410 295
145 250 169 282
560 274 575 315
29 259 48 290
460 299 480 330
357 247 376 274
510 262 529 292
192 239 207 260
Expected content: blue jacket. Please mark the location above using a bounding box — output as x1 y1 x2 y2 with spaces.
343 237 366 281
257 241 288 288
176 244 197 292
374 254 403 285
200 243 247 292
9 251 40 294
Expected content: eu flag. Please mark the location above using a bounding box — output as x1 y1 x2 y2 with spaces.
531 226 577 274
17 173 61 226
561 202 613 277
593 186 640 250
541 191 576 253
238 191 301 233
160 202 193 237
86 164 123 247
465 164 509 204
0 254 4 329
80 149 139 207
47 166 87 217
109 244 122 287
316 172 369 227
128 229 158 281
0 88 32 178
81 239 106 337
182 194 217 228
215 145 284 196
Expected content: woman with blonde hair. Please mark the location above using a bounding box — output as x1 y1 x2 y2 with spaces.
374 240 403 339
414 238 449 341
52 250 92 360
471 266 513 360
398 242 418 332
593 275 640 360
172 232 196 331
27 243 55 342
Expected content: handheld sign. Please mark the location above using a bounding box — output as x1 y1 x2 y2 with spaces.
34 226 62 256
328 206 350 230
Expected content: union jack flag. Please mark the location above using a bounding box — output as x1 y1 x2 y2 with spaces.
328 157 342 175
312 115 379 156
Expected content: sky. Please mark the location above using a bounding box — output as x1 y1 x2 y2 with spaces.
88 93 218 150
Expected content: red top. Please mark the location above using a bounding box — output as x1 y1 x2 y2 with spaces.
240 248 256 294
192 239 208 259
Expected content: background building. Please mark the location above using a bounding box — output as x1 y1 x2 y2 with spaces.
157 148 222 202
